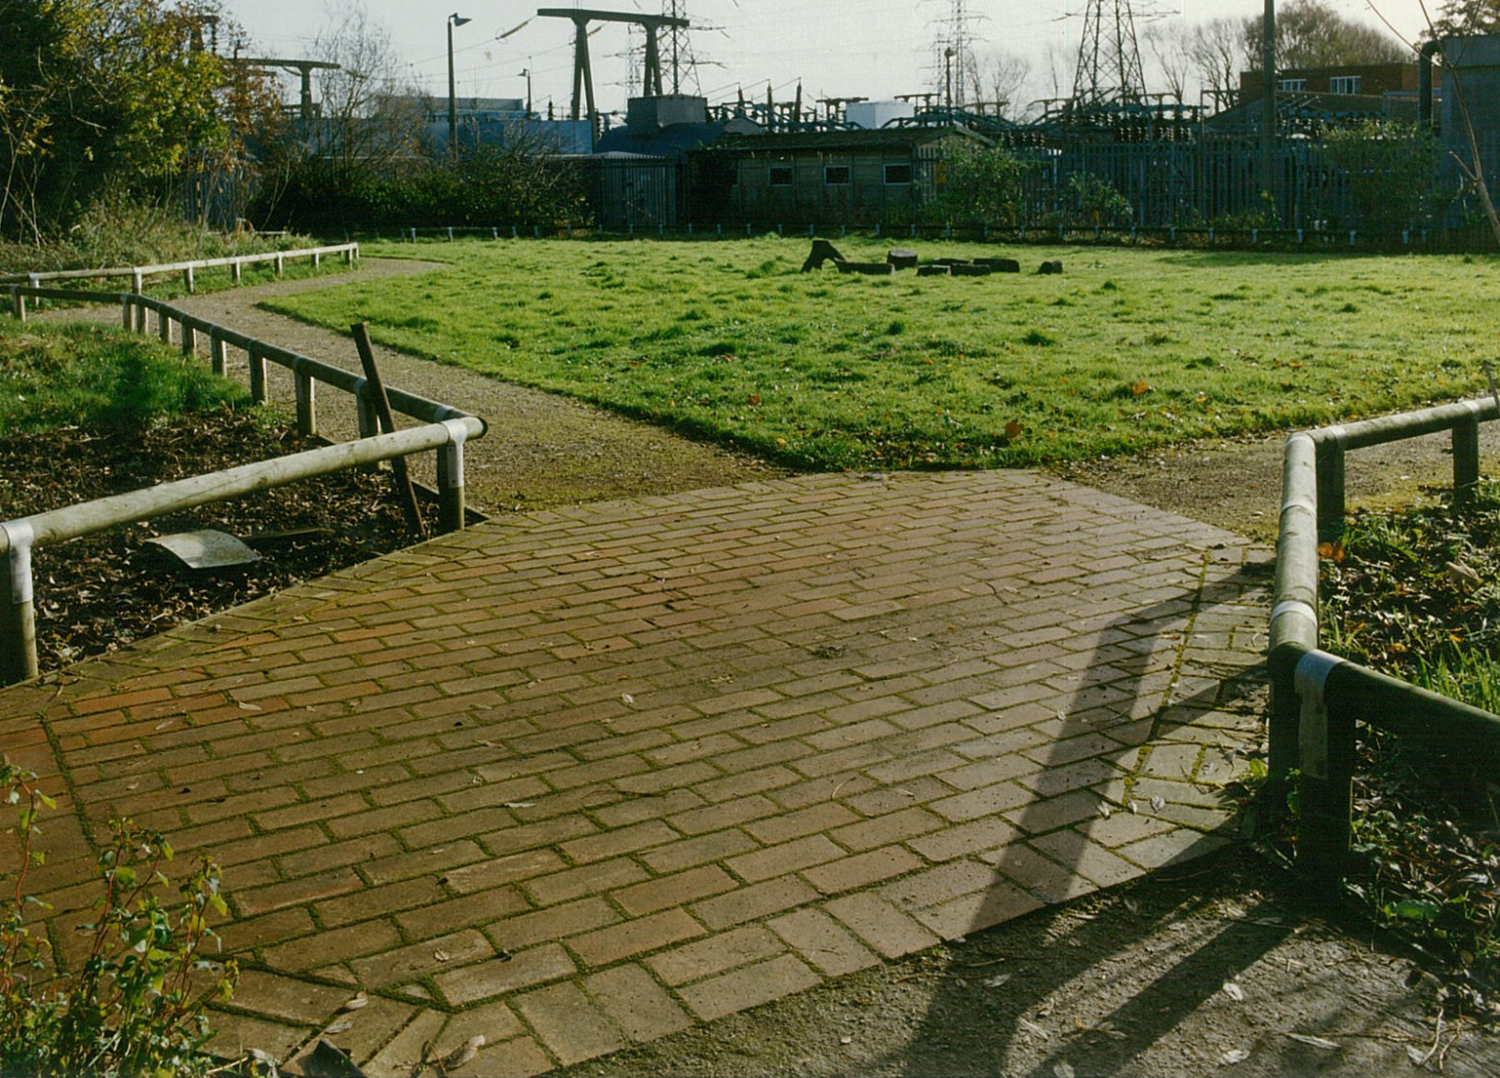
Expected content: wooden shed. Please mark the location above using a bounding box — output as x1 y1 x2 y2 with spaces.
695 127 972 228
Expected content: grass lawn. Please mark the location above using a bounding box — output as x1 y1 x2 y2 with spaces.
264 237 1500 470
0 319 246 434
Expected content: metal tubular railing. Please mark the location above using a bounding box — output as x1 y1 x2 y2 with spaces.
0 242 358 294
2 282 487 686
1269 395 1500 885
0 418 483 685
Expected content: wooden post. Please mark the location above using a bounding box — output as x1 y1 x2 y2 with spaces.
351 323 427 539
231 260 242 284
295 365 316 437
1454 412 1481 508
10 287 24 322
209 331 226 376
275 254 284 277
1295 653 1354 888
132 269 144 294
121 297 132 331
181 321 196 357
158 312 172 345
183 266 195 293
248 344 267 403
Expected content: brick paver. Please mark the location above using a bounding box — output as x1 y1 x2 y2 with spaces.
0 471 1269 1076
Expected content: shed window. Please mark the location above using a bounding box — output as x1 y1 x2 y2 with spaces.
1276 78 1307 92
1328 75 1362 95
824 165 851 186
769 165 793 186
884 163 913 185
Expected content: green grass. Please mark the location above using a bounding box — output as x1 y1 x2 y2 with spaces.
0 319 247 434
264 238 1500 470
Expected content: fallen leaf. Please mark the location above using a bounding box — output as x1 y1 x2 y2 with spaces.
1407 1046 1428 1065
443 1035 485 1069
840 1036 853 1046
503 801 537 809
1220 1048 1250 1065
1018 1017 1050 1039
983 973 1012 988
238 702 261 711
1123 897 1139 914
1150 795 1166 812
1131 379 1150 396
1286 1033 1340 1050
434 950 451 962
1222 981 1245 1002
1053 1063 1075 1078
323 1020 352 1035
622 693 635 704
1004 419 1024 439
339 992 368 1012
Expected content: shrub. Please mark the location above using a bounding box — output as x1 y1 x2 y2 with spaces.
0 760 237 1078
1323 120 1443 233
936 143 1036 227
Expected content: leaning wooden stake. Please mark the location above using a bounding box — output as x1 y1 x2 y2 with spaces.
351 322 428 540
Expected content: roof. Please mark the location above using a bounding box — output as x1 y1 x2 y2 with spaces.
705 126 963 154
1207 91 1384 131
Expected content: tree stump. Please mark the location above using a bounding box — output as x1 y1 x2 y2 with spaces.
916 265 951 276
976 257 1021 273
951 263 993 276
886 248 919 269
836 261 896 275
1037 260 1064 275
801 239 848 272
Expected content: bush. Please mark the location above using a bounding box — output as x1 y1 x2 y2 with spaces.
1323 120 1444 233
936 143 1036 227
0 195 315 276
0 760 237 1077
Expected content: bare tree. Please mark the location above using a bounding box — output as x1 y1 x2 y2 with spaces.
1143 22 1192 103
965 51 1031 118
1186 17 1250 106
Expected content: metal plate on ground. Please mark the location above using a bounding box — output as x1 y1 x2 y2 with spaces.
146 529 261 570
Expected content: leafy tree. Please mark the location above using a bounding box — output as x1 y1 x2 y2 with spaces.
0 0 266 241
1427 0 1500 38
1242 0 1405 70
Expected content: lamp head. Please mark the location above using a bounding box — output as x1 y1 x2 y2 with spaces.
451 13 471 26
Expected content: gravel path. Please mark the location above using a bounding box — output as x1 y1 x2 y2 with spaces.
38 257 784 515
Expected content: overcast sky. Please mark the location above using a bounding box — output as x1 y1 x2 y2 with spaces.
217 1 1433 116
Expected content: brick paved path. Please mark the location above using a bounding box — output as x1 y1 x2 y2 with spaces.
0 471 1269 1076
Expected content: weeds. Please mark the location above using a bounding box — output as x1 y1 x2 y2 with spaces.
1320 484 1500 1021
0 759 236 1076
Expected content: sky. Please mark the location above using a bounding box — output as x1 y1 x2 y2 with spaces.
216 0 1435 117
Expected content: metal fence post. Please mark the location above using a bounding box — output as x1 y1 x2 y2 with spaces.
1454 404 1481 508
248 344 267 403
437 421 469 533
1315 430 1346 540
1295 651 1353 887
0 523 39 686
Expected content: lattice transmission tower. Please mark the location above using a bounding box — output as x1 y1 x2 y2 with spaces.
927 0 982 111
1070 0 1147 109
661 0 700 95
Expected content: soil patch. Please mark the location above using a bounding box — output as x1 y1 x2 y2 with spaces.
0 411 416 670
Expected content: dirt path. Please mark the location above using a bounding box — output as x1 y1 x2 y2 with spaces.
37 257 784 515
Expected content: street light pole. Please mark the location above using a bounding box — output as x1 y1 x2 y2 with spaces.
944 47 955 116
447 12 471 153
520 67 532 117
